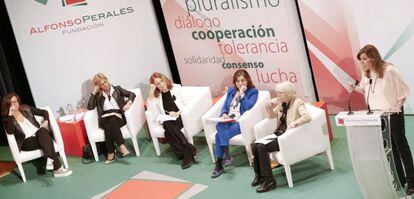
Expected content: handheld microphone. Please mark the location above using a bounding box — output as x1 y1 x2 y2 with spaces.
347 80 359 115
367 78 373 114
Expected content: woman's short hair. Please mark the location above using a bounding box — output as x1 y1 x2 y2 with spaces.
275 81 296 100
1 93 20 119
150 72 173 98
92 73 108 86
232 69 255 90
357 44 386 78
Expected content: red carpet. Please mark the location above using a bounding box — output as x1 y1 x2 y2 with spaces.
104 179 192 199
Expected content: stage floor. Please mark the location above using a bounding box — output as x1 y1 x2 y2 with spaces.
2 116 407 199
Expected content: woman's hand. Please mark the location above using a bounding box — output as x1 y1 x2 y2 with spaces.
148 84 157 100
40 120 49 131
239 85 247 95
168 111 180 117
388 107 401 113
8 106 16 116
266 98 280 110
93 84 100 95
346 81 356 91
221 113 229 119
288 122 297 128
123 100 132 111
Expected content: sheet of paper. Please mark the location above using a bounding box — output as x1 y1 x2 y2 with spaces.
206 117 238 123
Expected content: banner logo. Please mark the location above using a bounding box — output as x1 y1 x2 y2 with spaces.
34 0 87 7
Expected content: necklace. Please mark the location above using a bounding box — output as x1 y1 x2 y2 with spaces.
370 77 377 94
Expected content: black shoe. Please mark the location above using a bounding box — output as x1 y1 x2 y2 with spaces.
256 178 277 193
211 167 224 178
181 157 193 169
251 176 263 187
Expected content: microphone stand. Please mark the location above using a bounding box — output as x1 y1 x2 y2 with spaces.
367 78 373 114
347 80 359 115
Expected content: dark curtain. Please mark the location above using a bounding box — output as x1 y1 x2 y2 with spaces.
0 1 35 146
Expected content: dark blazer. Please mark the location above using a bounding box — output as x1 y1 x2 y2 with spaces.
3 105 51 151
221 87 259 116
87 85 136 128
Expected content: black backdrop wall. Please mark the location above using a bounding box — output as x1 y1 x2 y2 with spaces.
0 1 35 146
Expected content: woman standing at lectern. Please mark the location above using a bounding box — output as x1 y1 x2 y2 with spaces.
351 44 414 195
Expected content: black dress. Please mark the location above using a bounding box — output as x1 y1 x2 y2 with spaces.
161 91 196 159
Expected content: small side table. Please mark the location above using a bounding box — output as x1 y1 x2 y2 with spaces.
57 120 88 157
313 101 333 142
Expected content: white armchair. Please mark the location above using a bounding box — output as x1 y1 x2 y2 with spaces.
83 88 146 161
201 91 270 165
254 103 334 187
145 85 212 156
5 106 69 182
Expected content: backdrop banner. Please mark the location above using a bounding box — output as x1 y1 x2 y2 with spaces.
159 0 316 100
5 0 170 115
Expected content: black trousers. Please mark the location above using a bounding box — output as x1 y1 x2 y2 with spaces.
21 128 61 171
390 110 414 186
252 138 279 178
162 117 196 159
102 115 125 154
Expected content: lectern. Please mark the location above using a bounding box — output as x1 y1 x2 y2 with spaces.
335 111 405 199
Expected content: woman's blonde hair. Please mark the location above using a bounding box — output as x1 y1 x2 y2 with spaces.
275 81 296 100
92 73 108 86
150 72 173 98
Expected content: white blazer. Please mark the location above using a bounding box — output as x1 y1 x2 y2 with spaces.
147 84 187 125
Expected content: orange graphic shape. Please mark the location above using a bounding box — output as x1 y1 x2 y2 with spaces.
104 179 192 199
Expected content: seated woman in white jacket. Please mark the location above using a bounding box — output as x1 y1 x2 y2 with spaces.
147 72 196 169
251 81 311 193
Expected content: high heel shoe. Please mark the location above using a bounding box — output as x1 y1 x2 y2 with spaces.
105 154 116 164
121 150 130 157
251 175 263 187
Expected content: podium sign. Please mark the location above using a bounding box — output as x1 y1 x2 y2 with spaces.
336 111 405 199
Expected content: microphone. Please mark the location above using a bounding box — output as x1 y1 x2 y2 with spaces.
347 80 359 115
367 78 373 114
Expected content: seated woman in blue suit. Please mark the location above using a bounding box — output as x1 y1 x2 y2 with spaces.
211 69 258 178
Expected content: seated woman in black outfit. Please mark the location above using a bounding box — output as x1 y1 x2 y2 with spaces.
1 93 73 177
147 72 196 169
251 81 311 193
87 73 134 164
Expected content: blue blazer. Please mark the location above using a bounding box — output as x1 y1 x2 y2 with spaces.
220 87 259 116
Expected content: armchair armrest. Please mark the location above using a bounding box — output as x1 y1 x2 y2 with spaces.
84 108 99 141
41 107 64 148
278 107 329 164
239 91 270 146
145 108 159 134
201 94 226 141
181 87 212 138
124 89 146 137
254 118 278 140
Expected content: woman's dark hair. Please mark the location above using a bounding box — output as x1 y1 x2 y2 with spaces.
1 93 20 119
232 69 255 90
